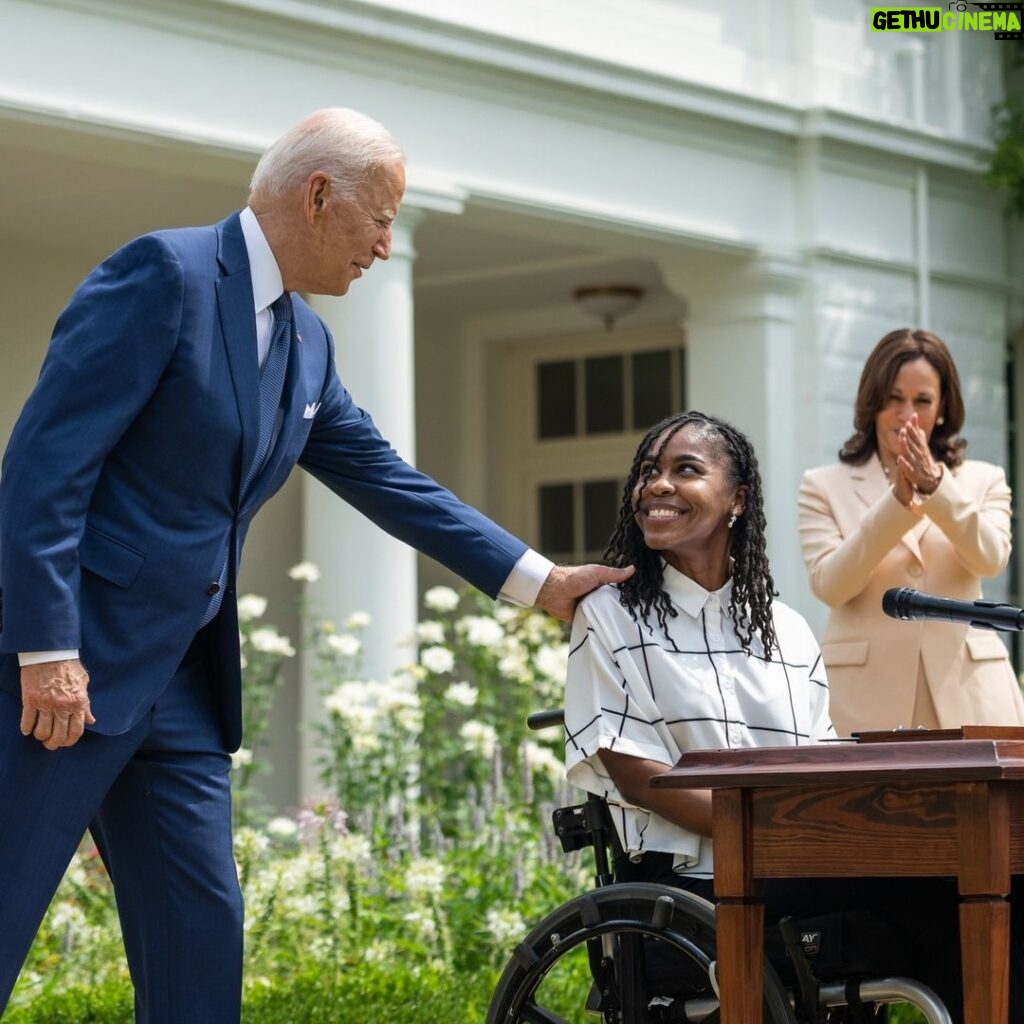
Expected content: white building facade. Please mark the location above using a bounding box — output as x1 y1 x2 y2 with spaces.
1 0 1021 806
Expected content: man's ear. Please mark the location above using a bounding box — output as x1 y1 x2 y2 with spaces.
304 172 332 223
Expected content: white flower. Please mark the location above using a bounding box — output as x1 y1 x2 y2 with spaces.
460 720 498 759
344 611 372 630
248 628 295 657
406 857 446 898
444 681 478 707
522 740 563 784
288 561 321 582
49 901 87 934
231 747 253 770
415 621 446 645
424 586 459 612
498 641 531 683
326 634 361 657
237 594 268 621
386 670 418 694
536 643 569 682
233 826 269 858
486 907 526 944
239 654 248 671
330 833 372 865
324 692 348 717
420 645 455 675
493 605 519 625
266 816 299 838
363 941 398 963
403 909 438 940
352 731 382 753
456 615 506 647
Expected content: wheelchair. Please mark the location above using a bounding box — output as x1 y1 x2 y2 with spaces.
487 711 954 1024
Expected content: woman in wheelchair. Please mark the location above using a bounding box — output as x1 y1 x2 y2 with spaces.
560 411 966 1022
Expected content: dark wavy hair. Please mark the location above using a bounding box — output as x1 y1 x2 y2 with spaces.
839 328 967 469
604 411 777 658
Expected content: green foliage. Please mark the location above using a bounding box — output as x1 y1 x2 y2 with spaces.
1 979 133 1023
888 1004 927 1024
241 962 494 1023
10 579 581 1018
989 93 1024 218
987 41 1024 217
5 576 936 1023
2 965 495 1024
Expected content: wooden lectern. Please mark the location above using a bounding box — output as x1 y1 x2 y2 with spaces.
652 728 1024 1024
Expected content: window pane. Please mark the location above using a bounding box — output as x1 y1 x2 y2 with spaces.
537 361 577 439
633 350 673 429
583 479 620 556
539 483 575 555
585 355 624 434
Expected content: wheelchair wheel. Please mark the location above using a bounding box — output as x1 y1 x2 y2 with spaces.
487 883 795 1024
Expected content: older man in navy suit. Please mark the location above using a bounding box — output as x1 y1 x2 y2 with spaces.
0 107 629 1022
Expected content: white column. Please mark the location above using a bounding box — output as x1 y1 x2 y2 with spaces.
662 255 811 621
298 210 424 796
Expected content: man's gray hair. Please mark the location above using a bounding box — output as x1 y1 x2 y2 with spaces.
249 108 405 203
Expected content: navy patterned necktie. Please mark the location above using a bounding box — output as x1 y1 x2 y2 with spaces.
241 292 292 498
200 293 293 628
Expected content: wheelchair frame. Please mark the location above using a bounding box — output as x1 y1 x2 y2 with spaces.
486 710 954 1024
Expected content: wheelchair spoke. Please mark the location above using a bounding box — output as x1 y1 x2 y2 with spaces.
518 1000 569 1024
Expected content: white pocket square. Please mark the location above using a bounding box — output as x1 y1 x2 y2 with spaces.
303 402 321 419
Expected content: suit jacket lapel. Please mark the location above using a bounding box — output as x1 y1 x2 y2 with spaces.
851 454 888 511
215 214 259 499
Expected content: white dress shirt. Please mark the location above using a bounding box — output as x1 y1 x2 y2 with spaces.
564 564 834 878
20 210 551 666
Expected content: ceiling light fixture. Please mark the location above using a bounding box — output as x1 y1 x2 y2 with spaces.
573 284 645 331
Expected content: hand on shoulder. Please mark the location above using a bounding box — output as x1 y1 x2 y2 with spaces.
535 563 635 623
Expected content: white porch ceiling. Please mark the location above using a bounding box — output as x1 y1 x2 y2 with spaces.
0 115 691 324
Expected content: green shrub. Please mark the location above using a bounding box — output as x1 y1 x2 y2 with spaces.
1 978 133 1023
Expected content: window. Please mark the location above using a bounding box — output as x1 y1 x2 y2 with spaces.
493 325 686 568
535 346 686 440
538 478 622 564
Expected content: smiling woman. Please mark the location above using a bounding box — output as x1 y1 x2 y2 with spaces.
798 328 1024 735
559 410 972 1017
564 410 831 868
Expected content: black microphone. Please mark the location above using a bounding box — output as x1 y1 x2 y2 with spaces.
882 588 1024 632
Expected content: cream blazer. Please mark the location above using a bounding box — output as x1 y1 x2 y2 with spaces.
798 455 1024 735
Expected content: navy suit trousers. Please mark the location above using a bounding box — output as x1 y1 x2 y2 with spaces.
0 634 242 1023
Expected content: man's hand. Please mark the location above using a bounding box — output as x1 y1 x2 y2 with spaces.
20 659 95 750
535 564 635 623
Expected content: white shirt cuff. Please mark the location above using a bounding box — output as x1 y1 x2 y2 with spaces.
498 549 555 607
18 649 79 667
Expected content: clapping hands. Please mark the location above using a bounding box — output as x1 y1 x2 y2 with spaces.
892 414 942 507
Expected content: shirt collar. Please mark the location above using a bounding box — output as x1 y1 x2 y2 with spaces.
239 206 285 314
659 560 734 619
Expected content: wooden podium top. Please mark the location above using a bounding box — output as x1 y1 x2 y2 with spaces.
652 728 1024 790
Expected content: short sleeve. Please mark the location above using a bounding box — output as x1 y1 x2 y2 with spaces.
562 591 703 866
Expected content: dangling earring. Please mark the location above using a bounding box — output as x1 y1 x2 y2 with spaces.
936 416 945 426
727 511 738 529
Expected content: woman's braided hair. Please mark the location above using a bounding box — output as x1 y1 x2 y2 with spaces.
604 411 778 658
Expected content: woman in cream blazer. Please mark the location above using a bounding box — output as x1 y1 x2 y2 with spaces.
799 329 1024 737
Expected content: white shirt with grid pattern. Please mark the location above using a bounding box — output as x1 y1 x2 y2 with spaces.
564 563 835 878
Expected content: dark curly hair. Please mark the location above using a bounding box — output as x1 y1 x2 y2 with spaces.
604 411 778 658
839 328 967 469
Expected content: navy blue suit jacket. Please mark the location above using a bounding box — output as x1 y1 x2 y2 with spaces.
0 213 527 750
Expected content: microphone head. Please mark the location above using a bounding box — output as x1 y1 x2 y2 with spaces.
882 588 912 619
